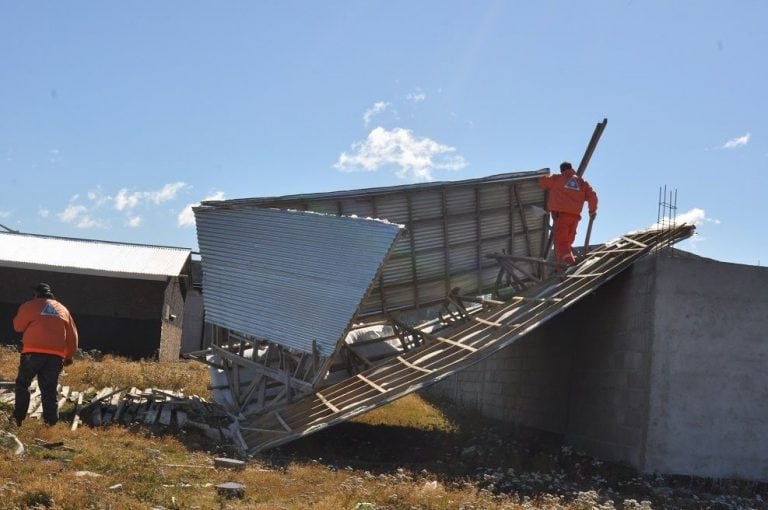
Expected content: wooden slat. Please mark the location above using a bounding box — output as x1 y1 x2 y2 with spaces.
316 392 340 413
472 316 503 328
565 273 606 278
212 344 314 393
355 374 386 393
396 356 434 374
621 236 649 248
435 336 477 352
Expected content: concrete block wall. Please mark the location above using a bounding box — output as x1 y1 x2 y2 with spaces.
563 257 657 468
645 256 768 480
428 261 656 466
427 253 768 481
428 313 572 434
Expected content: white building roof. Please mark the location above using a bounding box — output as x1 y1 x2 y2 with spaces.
0 232 191 281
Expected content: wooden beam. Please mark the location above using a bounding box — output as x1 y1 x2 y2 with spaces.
577 118 607 177
212 345 314 394
434 336 477 352
396 356 434 374
356 374 387 393
472 316 503 328
620 236 649 248
316 392 340 413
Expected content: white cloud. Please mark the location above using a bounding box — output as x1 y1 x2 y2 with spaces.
54 181 189 230
38 208 49 218
58 204 87 223
363 101 390 125
334 127 467 181
406 88 426 103
650 207 720 230
678 208 720 226
0 210 11 219
57 204 107 229
178 191 226 228
115 188 141 211
146 181 187 204
115 181 188 210
722 133 750 149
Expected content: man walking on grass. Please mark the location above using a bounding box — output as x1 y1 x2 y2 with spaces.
12 282 78 426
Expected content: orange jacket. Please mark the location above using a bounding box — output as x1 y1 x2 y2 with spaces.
538 167 598 217
13 298 78 359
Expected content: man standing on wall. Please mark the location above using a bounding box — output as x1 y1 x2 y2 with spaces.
538 162 598 268
12 282 78 426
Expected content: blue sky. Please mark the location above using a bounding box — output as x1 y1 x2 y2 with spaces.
1 1 765 265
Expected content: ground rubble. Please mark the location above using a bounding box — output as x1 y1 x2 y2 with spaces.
267 410 768 510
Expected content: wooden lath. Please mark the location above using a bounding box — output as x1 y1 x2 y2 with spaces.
234 224 695 455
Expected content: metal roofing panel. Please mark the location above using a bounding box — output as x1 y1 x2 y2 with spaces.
0 232 190 280
204 170 548 208
200 171 550 315
194 207 402 356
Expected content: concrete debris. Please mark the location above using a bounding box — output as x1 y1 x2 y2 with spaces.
215 481 245 499
74 470 103 478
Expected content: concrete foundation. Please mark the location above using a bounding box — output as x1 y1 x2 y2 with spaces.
427 252 768 481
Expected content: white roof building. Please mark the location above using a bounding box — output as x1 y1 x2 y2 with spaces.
0 231 191 281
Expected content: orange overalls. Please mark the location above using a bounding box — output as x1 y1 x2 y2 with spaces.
538 168 598 266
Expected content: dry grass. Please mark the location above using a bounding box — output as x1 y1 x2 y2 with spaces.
1 347 764 509
0 348 525 509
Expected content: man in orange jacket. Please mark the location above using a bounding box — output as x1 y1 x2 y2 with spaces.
12 282 78 426
538 162 598 268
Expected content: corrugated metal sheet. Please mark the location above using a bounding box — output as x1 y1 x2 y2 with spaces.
194 207 402 356
0 232 191 280
201 171 550 314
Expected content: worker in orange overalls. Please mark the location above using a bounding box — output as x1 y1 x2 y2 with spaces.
538 161 598 268
12 282 78 427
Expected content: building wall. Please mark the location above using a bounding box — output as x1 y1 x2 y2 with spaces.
158 276 186 362
0 267 166 358
563 258 657 469
427 310 573 434
428 263 651 459
180 288 205 354
428 253 768 481
645 256 768 480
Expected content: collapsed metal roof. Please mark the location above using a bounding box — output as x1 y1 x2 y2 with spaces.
187 165 697 456
193 207 403 357
231 223 695 454
201 170 550 315
0 231 191 280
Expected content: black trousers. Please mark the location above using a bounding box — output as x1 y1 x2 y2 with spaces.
14 353 63 425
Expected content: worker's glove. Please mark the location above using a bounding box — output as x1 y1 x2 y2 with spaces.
589 212 597 220
63 358 73 367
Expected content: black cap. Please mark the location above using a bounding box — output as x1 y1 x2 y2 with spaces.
33 282 54 297
560 161 573 172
